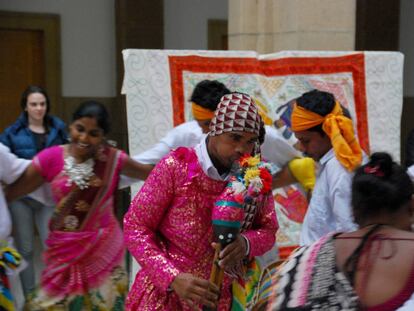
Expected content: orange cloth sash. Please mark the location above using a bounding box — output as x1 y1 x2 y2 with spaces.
291 101 362 171
192 102 215 120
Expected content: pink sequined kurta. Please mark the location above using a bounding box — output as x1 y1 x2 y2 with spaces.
124 147 278 310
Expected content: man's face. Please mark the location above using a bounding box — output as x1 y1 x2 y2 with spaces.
294 130 332 161
208 131 259 172
196 119 211 134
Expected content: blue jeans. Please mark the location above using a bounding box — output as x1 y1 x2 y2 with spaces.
9 197 54 297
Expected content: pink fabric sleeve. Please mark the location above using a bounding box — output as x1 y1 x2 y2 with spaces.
32 146 64 182
242 194 279 258
118 150 128 169
123 154 181 292
113 149 128 179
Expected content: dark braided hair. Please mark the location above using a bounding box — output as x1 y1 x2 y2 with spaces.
352 152 413 225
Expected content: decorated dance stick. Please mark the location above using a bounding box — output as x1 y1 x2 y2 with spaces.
203 155 275 311
202 185 244 311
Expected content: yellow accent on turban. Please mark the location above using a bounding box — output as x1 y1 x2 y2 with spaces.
253 98 273 126
191 102 215 121
291 101 362 171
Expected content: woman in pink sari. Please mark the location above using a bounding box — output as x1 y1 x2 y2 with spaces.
6 101 152 310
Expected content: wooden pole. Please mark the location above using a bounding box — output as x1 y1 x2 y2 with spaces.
203 244 224 311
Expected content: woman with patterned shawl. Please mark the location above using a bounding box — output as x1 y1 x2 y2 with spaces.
6 101 153 310
124 93 278 310
254 152 414 311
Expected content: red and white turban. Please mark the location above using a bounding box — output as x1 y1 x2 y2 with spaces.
209 93 263 137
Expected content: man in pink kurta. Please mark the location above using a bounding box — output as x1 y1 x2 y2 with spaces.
124 93 278 310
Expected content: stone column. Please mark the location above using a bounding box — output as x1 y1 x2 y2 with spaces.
228 0 356 53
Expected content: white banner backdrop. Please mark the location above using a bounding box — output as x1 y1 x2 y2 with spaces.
123 50 403 161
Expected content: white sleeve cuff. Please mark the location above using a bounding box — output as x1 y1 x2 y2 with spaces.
241 234 250 257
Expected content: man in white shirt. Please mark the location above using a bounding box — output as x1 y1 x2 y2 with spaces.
0 143 30 309
290 89 363 245
0 143 30 245
132 80 229 166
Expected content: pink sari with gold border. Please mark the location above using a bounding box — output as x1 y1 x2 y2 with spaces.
32 145 127 298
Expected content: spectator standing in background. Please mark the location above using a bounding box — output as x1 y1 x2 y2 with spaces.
0 85 68 299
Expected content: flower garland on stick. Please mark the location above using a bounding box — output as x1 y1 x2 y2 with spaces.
229 154 275 203
212 154 276 245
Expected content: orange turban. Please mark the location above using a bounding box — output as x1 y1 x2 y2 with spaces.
291 101 362 171
192 102 215 121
